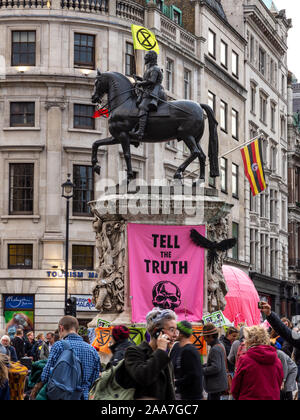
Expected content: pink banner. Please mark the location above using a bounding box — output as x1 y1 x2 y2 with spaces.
128 223 205 323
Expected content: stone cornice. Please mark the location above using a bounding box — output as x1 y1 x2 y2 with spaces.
205 56 247 100
244 5 287 56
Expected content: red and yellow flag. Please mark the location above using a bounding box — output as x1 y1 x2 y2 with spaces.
241 138 266 197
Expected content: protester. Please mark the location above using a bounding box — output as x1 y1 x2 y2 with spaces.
0 335 18 362
276 347 298 400
30 316 101 400
279 318 294 355
219 327 238 374
228 326 246 372
171 320 203 400
106 326 133 370
39 333 55 360
261 303 300 350
24 331 36 359
231 325 283 400
0 354 10 400
11 329 25 361
124 308 177 400
31 333 45 362
202 323 228 400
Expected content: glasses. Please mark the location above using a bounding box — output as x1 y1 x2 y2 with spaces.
163 327 178 334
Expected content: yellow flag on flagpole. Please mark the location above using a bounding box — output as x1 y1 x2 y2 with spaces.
131 24 160 55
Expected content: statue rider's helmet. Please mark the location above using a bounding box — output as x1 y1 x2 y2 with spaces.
145 51 158 66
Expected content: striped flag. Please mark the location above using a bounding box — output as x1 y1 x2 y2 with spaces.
240 138 266 196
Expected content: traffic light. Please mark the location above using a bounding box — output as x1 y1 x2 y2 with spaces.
65 297 77 317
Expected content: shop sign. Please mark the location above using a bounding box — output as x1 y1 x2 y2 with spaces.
46 271 98 279
71 295 98 312
4 295 34 310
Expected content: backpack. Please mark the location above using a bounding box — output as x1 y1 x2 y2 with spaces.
47 340 83 400
89 360 135 400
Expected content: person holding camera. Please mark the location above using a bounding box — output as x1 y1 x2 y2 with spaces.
123 308 178 400
260 302 300 350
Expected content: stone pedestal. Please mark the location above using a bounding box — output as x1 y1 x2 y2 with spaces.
88 183 233 328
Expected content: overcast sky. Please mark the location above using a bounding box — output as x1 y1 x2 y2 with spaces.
275 0 300 80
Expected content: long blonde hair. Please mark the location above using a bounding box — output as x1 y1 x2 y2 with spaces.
0 354 8 388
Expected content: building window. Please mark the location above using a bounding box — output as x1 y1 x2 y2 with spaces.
250 191 258 213
270 238 278 278
220 40 228 68
8 244 33 269
73 165 94 216
208 30 216 58
184 69 191 100
208 91 216 113
270 189 278 223
270 144 277 173
172 7 182 25
250 229 258 270
221 157 228 193
9 163 34 215
72 245 94 271
271 103 276 131
250 84 256 114
280 116 286 140
74 104 95 130
125 42 136 77
232 51 239 78
166 58 174 92
232 108 239 140
74 33 95 69
220 100 228 132
232 222 239 260
260 94 267 124
250 35 254 63
281 74 285 97
259 47 266 76
232 163 239 198
12 31 36 66
10 102 35 127
270 59 275 85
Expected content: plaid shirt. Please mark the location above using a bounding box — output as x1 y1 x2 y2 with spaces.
41 334 101 400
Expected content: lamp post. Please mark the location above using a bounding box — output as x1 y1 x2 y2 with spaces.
61 174 74 315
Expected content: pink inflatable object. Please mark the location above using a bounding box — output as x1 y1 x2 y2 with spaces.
222 265 261 327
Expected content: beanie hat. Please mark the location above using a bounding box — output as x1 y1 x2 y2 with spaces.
177 321 193 337
202 323 218 337
112 325 130 342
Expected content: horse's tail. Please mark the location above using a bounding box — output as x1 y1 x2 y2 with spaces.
201 104 220 178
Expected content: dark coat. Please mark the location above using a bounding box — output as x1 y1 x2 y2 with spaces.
173 343 203 400
106 339 133 370
267 312 300 351
124 341 176 400
0 379 10 401
219 335 234 373
202 339 228 394
2 345 18 363
11 336 25 361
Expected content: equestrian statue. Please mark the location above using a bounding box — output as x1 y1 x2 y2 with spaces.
91 51 219 183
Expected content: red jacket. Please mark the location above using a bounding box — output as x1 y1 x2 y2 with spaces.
231 345 284 400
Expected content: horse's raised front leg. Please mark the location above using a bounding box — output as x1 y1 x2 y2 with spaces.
119 133 134 184
92 137 119 175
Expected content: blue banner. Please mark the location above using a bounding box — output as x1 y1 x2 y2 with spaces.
4 295 34 310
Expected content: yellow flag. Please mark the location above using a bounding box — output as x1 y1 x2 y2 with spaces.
131 24 160 55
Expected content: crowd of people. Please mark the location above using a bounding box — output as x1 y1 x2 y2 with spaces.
1 302 300 401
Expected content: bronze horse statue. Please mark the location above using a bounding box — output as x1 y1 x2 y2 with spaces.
91 70 219 183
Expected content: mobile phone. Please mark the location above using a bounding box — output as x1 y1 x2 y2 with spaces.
154 328 163 339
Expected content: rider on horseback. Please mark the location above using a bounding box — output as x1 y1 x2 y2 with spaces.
129 51 167 141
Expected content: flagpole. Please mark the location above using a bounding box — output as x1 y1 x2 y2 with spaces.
182 134 264 179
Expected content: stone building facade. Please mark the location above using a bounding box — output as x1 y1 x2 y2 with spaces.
223 0 292 315
0 0 292 333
